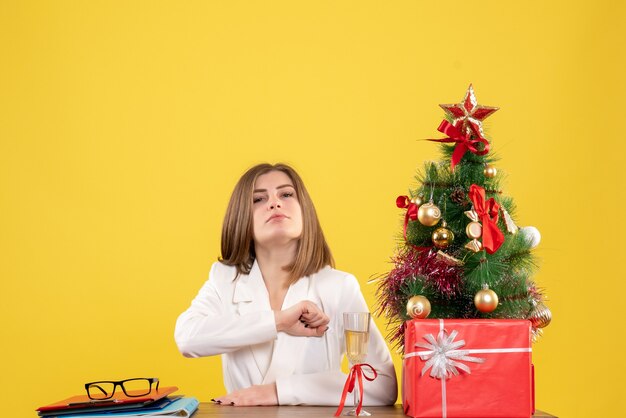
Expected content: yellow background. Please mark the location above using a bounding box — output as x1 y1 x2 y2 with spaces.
1 1 624 416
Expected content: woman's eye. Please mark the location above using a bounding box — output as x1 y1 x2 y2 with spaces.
282 192 294 198
253 196 265 203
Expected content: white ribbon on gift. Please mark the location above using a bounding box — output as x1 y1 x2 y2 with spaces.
414 328 485 379
403 319 532 418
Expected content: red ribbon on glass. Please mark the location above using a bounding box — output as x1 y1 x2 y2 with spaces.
334 363 378 417
428 120 490 170
396 195 419 241
468 184 504 254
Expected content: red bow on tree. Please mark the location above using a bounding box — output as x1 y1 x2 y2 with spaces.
334 363 378 417
396 195 419 242
468 184 504 254
429 120 490 170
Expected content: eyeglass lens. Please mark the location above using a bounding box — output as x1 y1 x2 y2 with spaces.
87 379 154 399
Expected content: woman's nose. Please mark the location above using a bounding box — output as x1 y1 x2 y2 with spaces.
269 198 281 209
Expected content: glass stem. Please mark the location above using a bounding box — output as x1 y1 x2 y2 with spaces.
353 381 359 410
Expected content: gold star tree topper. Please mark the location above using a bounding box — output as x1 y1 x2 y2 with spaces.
439 84 499 137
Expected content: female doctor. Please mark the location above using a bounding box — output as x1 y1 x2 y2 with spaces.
175 163 397 406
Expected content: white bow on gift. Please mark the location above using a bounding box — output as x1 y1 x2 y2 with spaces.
415 329 485 379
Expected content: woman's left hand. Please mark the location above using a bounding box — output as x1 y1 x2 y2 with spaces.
213 383 278 406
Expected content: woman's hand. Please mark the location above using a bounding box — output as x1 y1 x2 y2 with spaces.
274 300 330 337
213 383 278 406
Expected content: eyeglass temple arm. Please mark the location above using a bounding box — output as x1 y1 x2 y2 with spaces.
90 384 109 396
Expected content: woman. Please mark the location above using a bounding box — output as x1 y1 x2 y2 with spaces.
175 163 397 406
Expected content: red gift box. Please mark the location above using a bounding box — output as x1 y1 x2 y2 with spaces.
402 319 534 418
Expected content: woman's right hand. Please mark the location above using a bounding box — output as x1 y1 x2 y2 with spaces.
274 300 329 337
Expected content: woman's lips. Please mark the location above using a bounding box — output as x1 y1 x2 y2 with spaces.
267 214 287 222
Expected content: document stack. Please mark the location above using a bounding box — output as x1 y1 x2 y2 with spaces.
36 384 198 418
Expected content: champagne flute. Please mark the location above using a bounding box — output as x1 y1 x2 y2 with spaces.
343 312 371 416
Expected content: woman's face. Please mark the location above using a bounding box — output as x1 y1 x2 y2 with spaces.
251 170 303 248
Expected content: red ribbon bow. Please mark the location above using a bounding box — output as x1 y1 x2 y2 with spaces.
468 184 504 254
334 363 378 417
429 120 490 170
396 195 419 242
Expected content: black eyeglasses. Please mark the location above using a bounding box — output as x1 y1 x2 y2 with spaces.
85 378 159 400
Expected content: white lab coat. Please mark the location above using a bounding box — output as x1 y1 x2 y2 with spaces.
175 260 398 405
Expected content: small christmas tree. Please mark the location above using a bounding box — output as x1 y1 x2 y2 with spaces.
376 85 551 349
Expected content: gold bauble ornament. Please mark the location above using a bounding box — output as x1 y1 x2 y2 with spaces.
406 295 431 319
484 165 497 178
528 303 552 329
411 195 424 206
474 285 499 313
417 202 441 227
432 224 454 249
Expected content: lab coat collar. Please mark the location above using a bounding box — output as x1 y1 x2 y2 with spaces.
232 260 273 379
232 260 268 306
